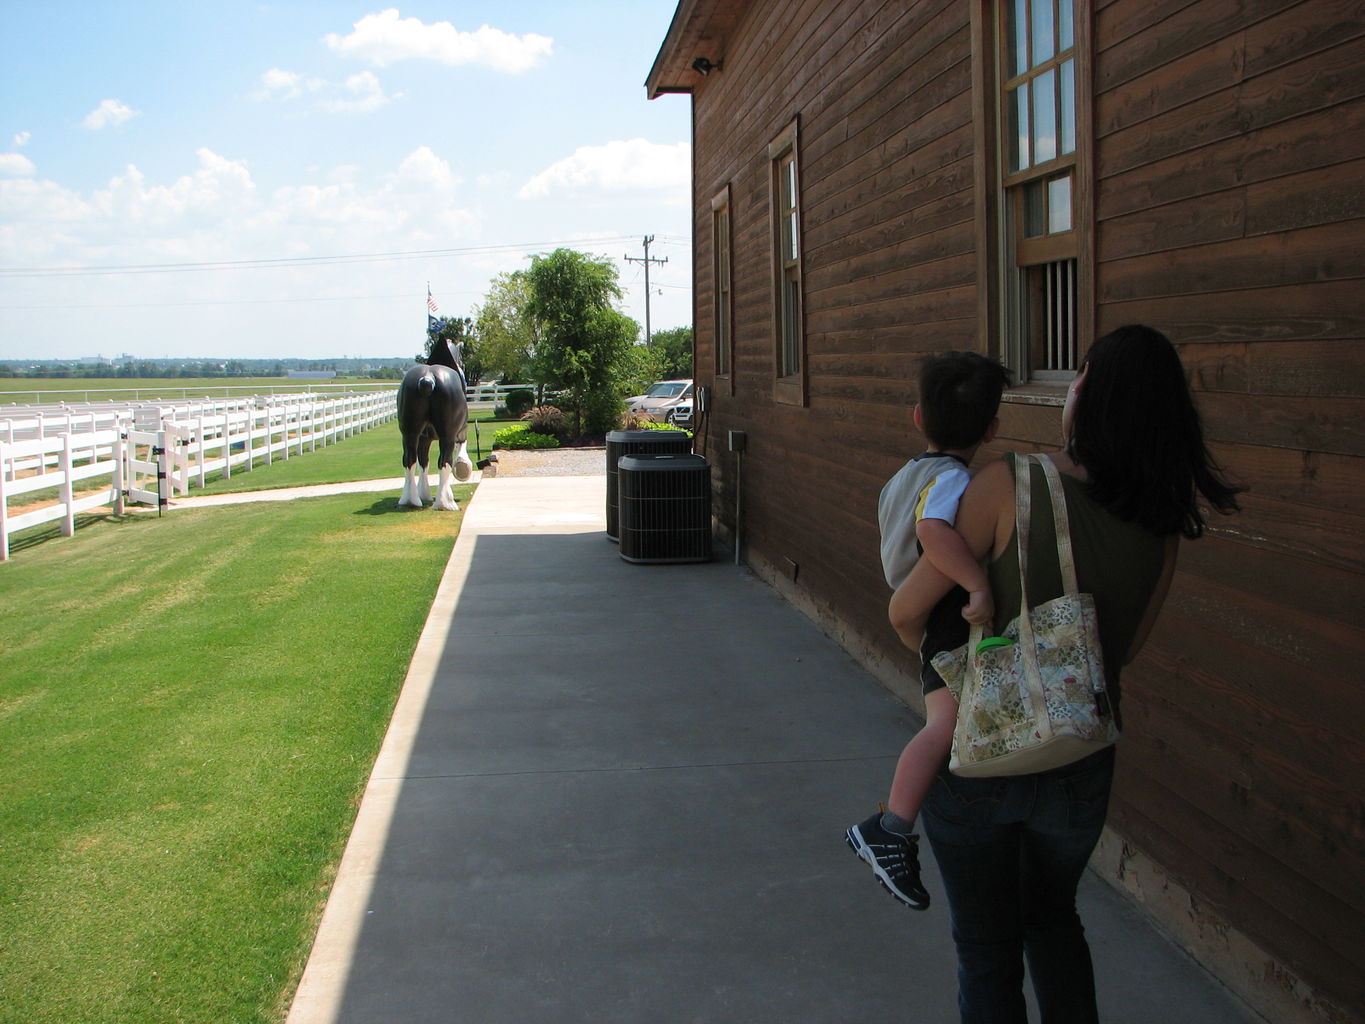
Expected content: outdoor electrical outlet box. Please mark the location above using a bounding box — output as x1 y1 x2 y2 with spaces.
696 385 711 413
728 430 747 452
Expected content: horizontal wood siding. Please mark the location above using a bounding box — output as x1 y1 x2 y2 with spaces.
688 0 982 702
681 0 1364 1015
1092 0 1365 1012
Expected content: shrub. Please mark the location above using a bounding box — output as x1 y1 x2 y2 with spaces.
619 411 692 436
522 405 567 437
491 423 560 450
581 389 627 437
504 389 536 417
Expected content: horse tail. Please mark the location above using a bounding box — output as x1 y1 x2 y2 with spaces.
418 371 435 395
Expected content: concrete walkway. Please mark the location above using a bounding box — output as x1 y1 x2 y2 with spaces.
283 473 1260 1024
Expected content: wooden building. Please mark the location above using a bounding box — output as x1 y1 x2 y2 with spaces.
647 1 1363 1021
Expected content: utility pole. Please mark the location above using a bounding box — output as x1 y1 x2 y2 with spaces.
624 235 668 345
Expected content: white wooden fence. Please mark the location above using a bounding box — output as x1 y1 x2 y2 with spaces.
3 381 537 408
1 390 394 561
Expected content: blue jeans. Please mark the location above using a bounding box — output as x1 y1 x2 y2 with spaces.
921 748 1115 1024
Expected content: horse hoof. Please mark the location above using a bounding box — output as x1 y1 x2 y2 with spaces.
454 460 473 481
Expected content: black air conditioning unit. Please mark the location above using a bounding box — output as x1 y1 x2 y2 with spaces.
604 429 691 541
617 453 712 564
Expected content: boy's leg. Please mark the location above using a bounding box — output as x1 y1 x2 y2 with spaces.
844 690 957 910
887 687 957 822
845 811 931 909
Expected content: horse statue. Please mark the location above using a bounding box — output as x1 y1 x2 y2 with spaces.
397 337 473 510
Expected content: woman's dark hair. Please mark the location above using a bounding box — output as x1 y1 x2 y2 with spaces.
1067 324 1241 538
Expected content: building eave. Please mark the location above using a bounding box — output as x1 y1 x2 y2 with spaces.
644 0 748 99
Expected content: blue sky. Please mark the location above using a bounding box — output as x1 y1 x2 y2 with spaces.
0 2 693 361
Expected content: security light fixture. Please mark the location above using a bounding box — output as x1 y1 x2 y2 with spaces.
692 57 721 75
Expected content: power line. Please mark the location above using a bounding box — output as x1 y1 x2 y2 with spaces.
0 291 474 312
0 235 648 279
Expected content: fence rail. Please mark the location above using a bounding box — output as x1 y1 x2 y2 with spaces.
0 381 537 407
1 390 394 561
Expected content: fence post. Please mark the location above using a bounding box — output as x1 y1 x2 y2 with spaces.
113 431 125 515
245 405 255 472
0 441 9 561
265 403 274 466
61 431 75 538
157 430 171 511
177 427 190 497
196 413 207 489
223 411 232 480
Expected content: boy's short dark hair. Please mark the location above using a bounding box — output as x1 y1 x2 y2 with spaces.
918 351 1011 450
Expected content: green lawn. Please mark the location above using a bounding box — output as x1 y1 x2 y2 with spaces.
0 394 509 1020
0 486 474 1023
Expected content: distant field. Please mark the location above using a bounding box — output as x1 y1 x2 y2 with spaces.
0 377 397 404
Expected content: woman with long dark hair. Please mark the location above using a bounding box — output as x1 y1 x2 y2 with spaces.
889 324 1240 1022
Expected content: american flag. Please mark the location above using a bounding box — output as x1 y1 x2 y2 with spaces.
427 290 439 313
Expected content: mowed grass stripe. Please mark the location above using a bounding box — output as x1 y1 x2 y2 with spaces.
0 487 471 1023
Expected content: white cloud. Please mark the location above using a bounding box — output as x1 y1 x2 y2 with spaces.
254 67 393 114
0 145 478 304
393 146 456 192
253 68 325 101
320 71 396 114
0 153 36 177
82 98 141 130
519 139 690 202
12 131 30 148
324 9 552 72
89 149 256 229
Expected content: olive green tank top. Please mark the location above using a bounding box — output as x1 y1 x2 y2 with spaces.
988 453 1168 726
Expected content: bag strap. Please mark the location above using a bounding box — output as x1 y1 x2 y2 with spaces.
964 452 1076 653
1009 454 1077 660
964 451 1033 652
1006 454 1048 731
1012 454 1037 652
1034 453 1081 595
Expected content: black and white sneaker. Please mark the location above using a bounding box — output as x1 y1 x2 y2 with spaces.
845 812 930 910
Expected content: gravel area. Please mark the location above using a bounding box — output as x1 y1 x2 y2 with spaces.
487 447 607 477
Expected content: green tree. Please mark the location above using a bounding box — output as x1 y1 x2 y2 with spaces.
525 248 637 436
473 271 540 383
648 326 694 379
621 343 666 397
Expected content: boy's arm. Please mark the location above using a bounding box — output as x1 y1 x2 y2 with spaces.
916 517 988 593
890 459 1014 647
887 555 954 650
916 518 994 624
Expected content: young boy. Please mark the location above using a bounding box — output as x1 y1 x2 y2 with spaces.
845 351 1011 909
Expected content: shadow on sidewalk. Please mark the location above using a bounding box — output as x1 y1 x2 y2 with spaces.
300 507 1261 1024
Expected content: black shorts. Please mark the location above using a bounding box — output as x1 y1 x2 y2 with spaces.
920 585 969 695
